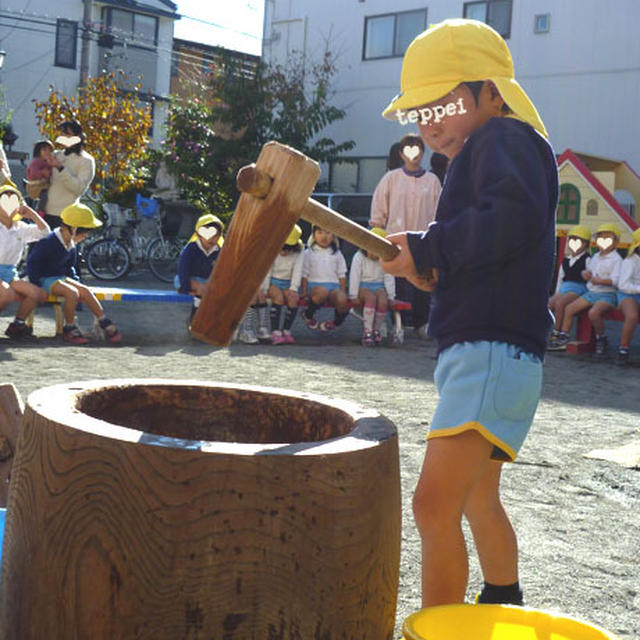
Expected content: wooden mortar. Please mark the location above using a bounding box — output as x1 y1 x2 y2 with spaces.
0 379 401 640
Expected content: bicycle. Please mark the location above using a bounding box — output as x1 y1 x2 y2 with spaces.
84 196 184 283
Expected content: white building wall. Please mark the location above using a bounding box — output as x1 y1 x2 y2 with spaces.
263 0 640 190
0 0 175 168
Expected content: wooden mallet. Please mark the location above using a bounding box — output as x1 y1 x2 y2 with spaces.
190 141 428 346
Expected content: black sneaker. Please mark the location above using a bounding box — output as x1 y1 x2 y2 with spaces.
594 335 608 357
5 321 34 340
548 332 569 351
616 348 630 366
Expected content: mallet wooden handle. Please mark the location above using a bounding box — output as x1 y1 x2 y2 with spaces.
237 164 400 261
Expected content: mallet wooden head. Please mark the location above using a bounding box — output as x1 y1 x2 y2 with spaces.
190 141 406 346
189 142 320 346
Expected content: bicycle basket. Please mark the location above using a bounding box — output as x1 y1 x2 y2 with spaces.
136 193 159 218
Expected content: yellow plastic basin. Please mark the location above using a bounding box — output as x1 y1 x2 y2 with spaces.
403 604 619 640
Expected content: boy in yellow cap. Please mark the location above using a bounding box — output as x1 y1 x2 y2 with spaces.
551 223 622 354
26 202 121 344
548 225 591 344
613 227 640 365
380 19 558 608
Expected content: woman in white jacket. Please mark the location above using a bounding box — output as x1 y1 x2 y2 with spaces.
0 145 11 186
45 120 95 227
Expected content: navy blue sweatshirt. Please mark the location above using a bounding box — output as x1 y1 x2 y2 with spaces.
26 230 77 285
407 117 558 359
176 240 219 294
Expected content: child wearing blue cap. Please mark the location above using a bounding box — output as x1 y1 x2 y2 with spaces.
380 19 557 608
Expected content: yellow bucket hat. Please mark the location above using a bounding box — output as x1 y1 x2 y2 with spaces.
191 213 224 246
596 222 621 239
284 224 303 248
567 225 591 242
627 227 640 256
0 184 23 221
60 202 102 228
382 18 548 138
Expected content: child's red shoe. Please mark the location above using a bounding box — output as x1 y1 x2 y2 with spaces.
63 326 89 345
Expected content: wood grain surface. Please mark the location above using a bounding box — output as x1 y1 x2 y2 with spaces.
0 380 401 640
0 384 23 508
190 142 321 346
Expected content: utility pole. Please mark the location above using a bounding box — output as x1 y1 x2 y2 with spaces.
80 0 93 86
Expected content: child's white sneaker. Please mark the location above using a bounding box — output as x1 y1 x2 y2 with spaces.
238 328 258 344
257 326 271 341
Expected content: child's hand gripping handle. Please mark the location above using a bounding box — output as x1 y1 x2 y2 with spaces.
237 163 400 261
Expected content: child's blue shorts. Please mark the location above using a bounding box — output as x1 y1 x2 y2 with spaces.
559 281 587 296
270 277 291 290
40 276 69 294
308 281 340 292
429 341 542 461
0 264 17 283
358 282 385 293
581 290 617 306
174 275 206 290
617 292 640 306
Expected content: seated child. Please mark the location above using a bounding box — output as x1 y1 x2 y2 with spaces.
548 224 591 343
25 140 54 213
261 224 304 344
0 184 50 338
615 227 640 365
348 227 396 346
300 225 349 332
26 202 122 345
549 223 622 355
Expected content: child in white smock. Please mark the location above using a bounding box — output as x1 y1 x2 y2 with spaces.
615 227 640 365
261 224 304 344
0 184 50 338
348 227 395 346
300 226 348 332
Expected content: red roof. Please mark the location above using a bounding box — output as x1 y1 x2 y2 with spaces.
557 149 638 231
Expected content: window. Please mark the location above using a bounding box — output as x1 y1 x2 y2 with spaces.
363 9 427 60
104 8 158 48
329 158 388 193
463 1 512 38
557 184 581 224
534 13 550 34
586 199 598 216
55 19 78 69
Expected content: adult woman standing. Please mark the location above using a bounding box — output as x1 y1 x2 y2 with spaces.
0 144 12 186
45 120 95 228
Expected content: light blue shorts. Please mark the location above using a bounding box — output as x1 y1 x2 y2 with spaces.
559 281 587 296
174 275 206 290
308 281 340 293
40 276 68 294
359 282 385 293
0 264 17 283
429 341 542 461
581 290 617 306
270 277 291 290
617 292 640 306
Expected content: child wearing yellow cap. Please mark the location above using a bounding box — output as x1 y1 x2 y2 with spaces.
0 184 50 339
550 223 623 355
379 19 558 608
348 228 396 346
260 224 305 344
26 202 121 344
548 225 591 343
614 227 640 365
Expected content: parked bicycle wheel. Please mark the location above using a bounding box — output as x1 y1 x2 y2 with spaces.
85 238 131 280
147 237 183 283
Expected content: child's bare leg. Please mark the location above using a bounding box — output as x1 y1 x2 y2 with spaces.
464 461 518 587
619 298 639 346
560 297 590 333
413 430 493 607
375 290 389 314
10 280 47 319
0 281 18 312
50 280 81 325
551 292 578 330
329 289 349 313
588 301 613 335
73 281 106 318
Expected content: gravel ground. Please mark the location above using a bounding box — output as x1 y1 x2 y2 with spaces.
1 275 639 639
